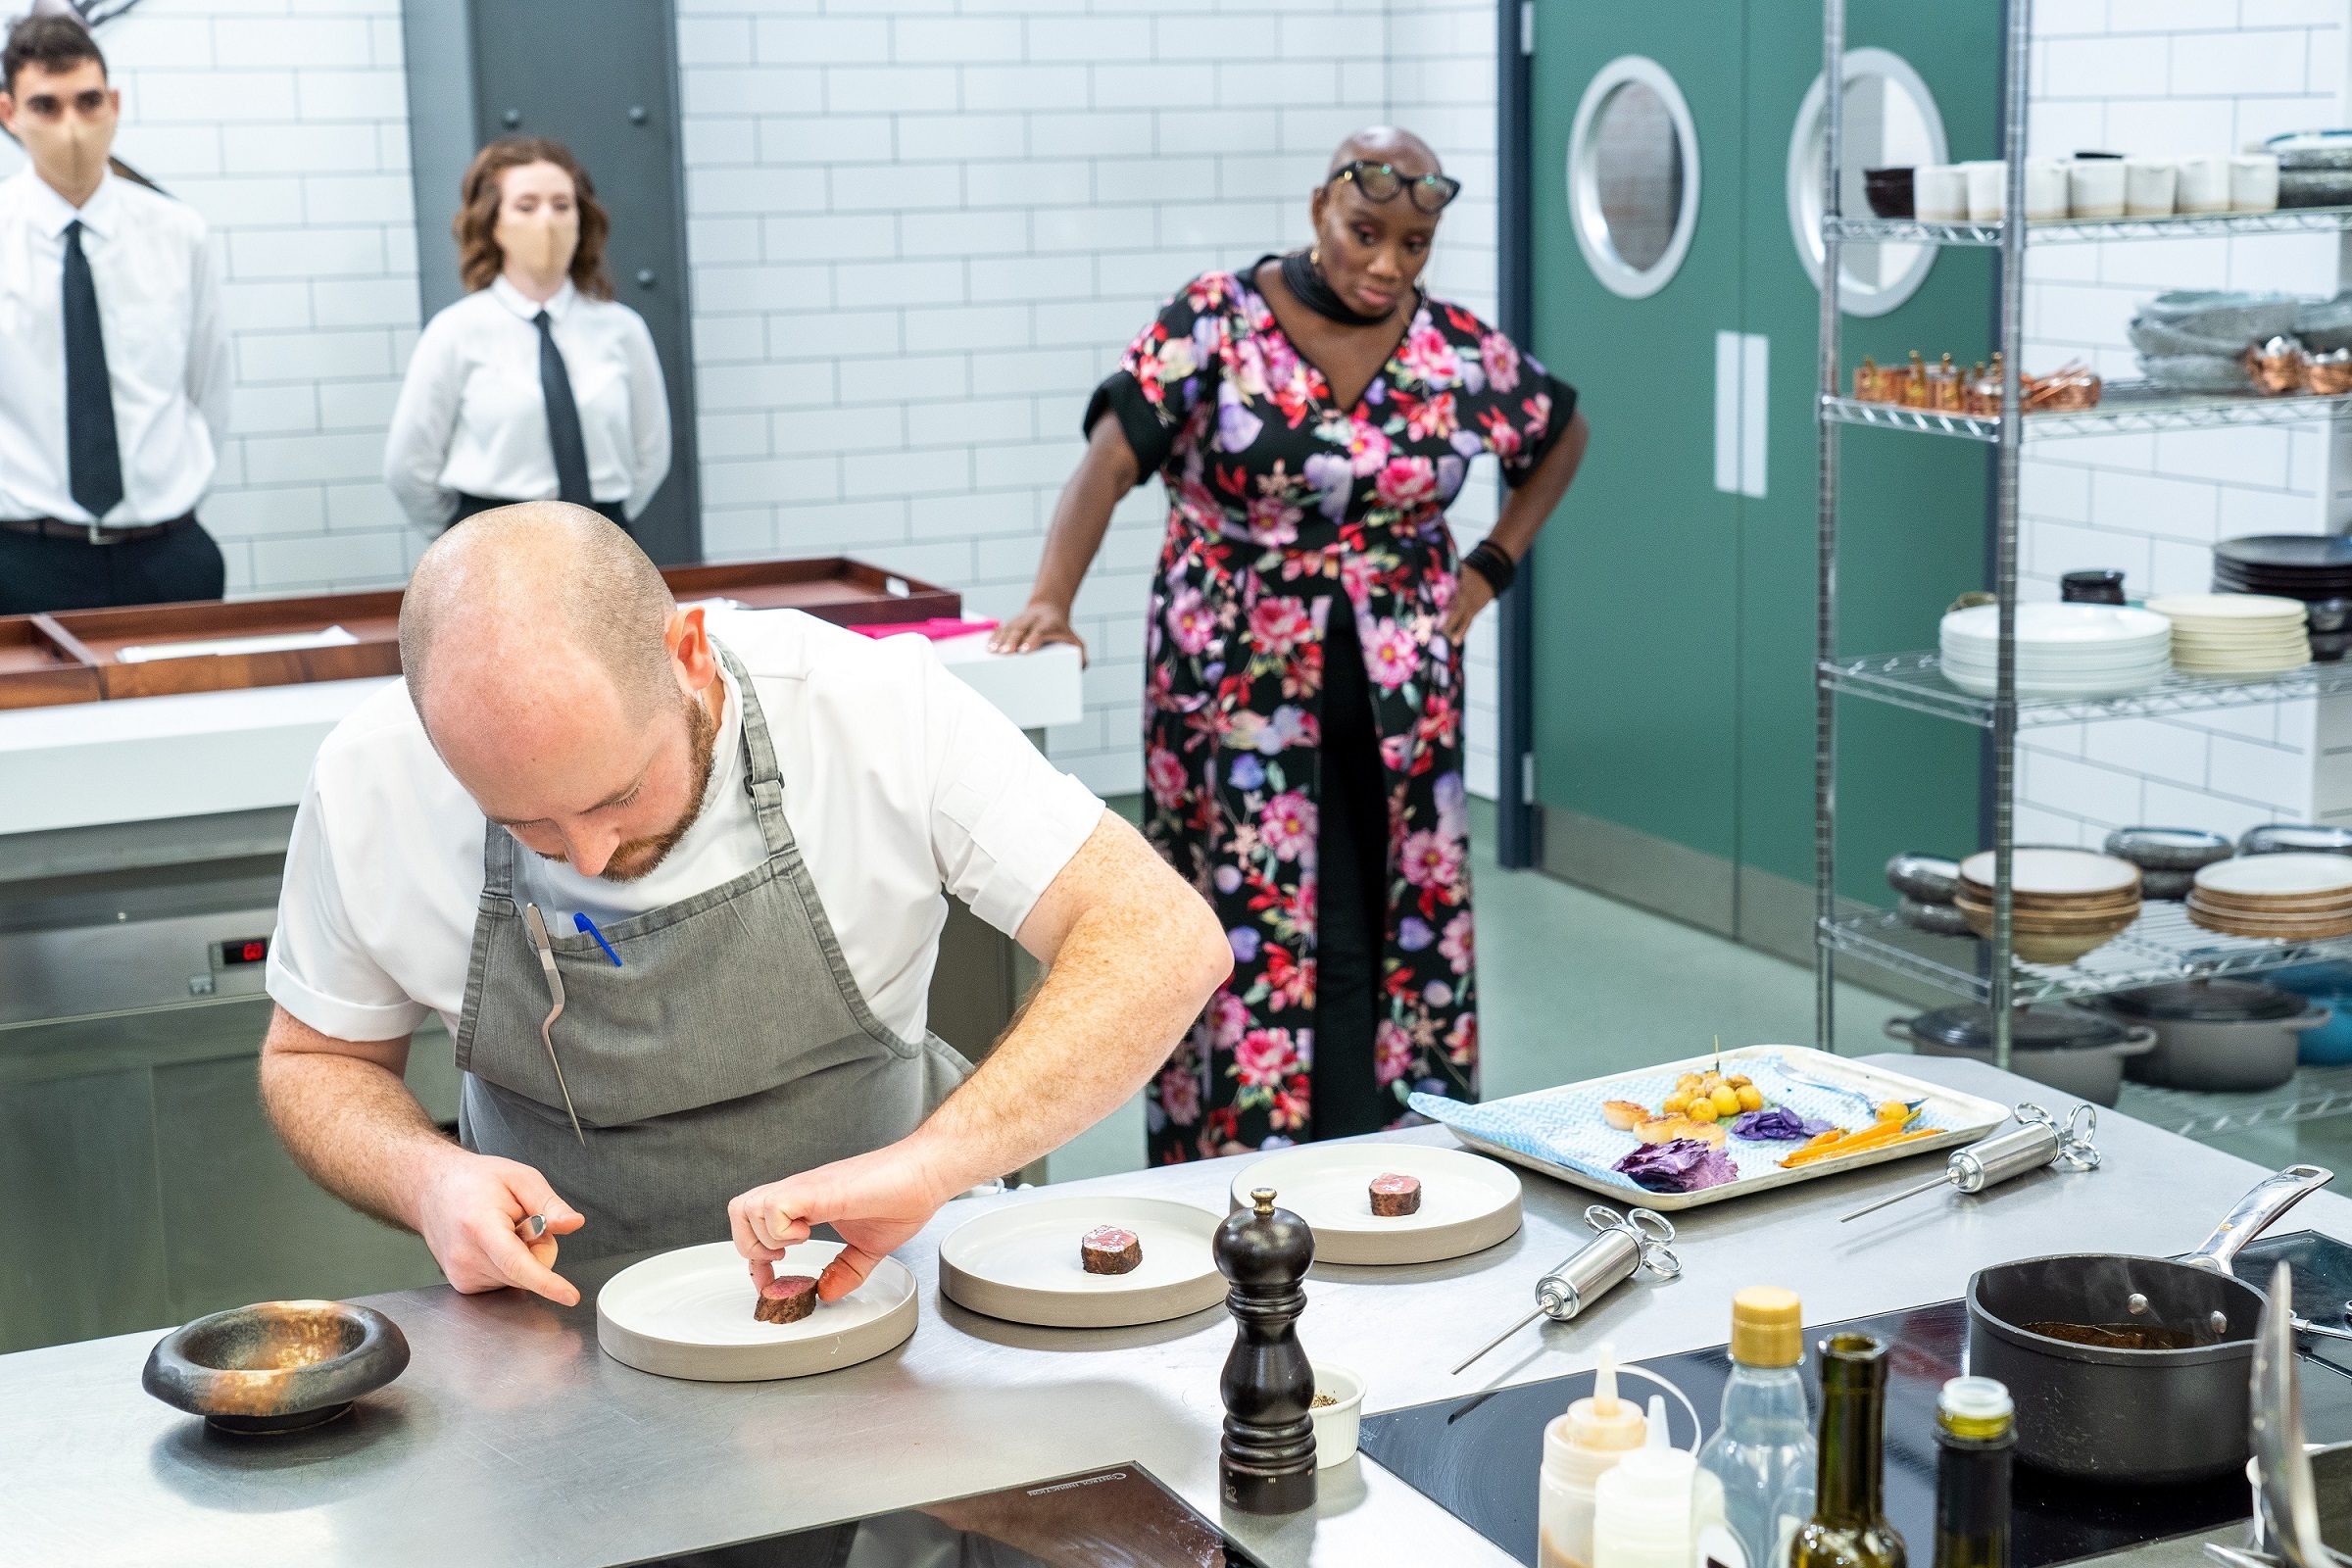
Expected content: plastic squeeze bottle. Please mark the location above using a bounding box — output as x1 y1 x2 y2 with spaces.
1539 1344 1649 1568
1593 1395 1698 1568
1697 1287 1817 1568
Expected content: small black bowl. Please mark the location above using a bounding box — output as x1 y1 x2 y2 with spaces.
1864 166 1915 219
142 1300 410 1436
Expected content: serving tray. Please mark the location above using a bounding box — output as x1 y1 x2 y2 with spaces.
1409 1045 2007 1211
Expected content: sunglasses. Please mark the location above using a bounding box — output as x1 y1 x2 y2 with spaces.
1326 159 1462 215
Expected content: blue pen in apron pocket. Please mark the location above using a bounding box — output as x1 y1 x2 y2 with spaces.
575 912 623 966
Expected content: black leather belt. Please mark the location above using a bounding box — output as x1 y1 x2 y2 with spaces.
0 512 193 545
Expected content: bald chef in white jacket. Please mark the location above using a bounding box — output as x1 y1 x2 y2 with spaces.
260 503 1230 1306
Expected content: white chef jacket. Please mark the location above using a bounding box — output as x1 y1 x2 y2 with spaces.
382 275 670 531
0 169 229 526
267 610 1104 1046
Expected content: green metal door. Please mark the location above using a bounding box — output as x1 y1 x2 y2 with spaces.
1529 4 1747 930
1528 0 1996 948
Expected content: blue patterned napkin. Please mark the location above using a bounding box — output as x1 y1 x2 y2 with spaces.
1408 1053 1946 1194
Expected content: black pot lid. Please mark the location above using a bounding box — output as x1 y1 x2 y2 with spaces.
2103 980 2304 1022
2217 535 2352 570
1906 1004 2131 1051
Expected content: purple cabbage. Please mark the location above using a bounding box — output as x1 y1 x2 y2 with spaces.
1613 1138 1739 1194
1731 1106 1836 1142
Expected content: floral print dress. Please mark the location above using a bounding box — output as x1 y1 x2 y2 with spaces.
1087 260 1577 1165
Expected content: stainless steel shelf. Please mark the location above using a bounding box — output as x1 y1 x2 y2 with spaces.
1823 384 2352 444
1824 903 2352 1007
1819 651 2352 728
1825 206 2352 246
2117 1067 2352 1142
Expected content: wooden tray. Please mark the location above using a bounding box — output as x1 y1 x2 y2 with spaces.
0 558 957 707
0 615 102 710
1408 1046 2010 1211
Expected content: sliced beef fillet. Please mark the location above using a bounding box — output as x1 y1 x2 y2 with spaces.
1081 1225 1143 1275
1368 1172 1422 1217
754 1274 818 1325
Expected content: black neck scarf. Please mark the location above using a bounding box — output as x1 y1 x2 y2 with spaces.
1278 248 1395 328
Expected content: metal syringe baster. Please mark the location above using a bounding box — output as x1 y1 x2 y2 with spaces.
1839 1102 2098 1224
1452 1204 1681 1377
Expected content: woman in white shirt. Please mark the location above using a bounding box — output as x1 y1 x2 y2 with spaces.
384 137 670 533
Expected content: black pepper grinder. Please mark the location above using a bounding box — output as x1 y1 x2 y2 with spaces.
1213 1185 1317 1515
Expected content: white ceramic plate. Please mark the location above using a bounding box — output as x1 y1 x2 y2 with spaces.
1941 602 2173 645
1940 652 2172 675
2196 854 2352 897
1226 1143 1523 1265
1942 669 2164 699
938 1195 1224 1328
1408 1046 2008 1212
1957 848 2140 896
2148 593 2308 620
597 1240 917 1383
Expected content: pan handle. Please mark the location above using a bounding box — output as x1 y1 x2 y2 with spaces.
2180 1164 2334 1275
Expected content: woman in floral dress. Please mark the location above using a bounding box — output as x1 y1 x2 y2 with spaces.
993 128 1590 1163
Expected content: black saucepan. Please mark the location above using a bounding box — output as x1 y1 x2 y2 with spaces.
1967 1164 2333 1484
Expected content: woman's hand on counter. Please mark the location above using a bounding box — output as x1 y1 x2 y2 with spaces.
1442 567 1496 643
417 1150 586 1306
987 601 1090 665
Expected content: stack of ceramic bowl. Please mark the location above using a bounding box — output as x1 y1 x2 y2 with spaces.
2188 854 2352 941
2146 593 2311 674
1955 849 2144 964
2103 827 2234 901
2212 535 2352 662
1938 603 2173 699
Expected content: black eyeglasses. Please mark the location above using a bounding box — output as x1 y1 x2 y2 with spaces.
1327 160 1462 215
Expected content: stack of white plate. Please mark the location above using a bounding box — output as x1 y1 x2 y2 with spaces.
2145 594 2310 675
1938 603 2173 699
2188 854 2352 940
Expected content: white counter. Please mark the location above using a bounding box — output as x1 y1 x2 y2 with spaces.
0 618 1081 836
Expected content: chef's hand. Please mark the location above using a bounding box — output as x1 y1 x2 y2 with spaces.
416 1150 586 1306
1442 567 1496 643
987 601 1089 665
729 1143 956 1303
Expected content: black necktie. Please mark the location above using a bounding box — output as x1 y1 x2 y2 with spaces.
63 220 123 521
533 309 592 507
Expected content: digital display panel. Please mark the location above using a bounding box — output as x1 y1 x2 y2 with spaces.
219 936 270 967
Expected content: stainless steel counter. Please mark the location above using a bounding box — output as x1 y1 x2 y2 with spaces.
6 1054 2342 1568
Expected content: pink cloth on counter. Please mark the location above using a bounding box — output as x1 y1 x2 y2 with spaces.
845 617 1001 641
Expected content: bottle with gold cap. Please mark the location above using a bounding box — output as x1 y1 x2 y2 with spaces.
1931 1378 2012 1568
1697 1287 1816 1568
1539 1343 1649 1568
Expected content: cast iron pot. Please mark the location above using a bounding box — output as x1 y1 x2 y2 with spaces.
1887 1004 2156 1107
1967 1164 2330 1484
2101 980 2330 1093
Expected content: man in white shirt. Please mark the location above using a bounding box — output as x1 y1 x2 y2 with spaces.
0 17 231 614
261 503 1230 1308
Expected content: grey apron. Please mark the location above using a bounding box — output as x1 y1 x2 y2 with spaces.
454 643 973 1261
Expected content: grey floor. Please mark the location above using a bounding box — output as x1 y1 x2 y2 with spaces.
1047 803 1919 1183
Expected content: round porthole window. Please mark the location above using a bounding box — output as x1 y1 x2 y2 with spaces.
1787 47 1947 318
1568 56 1701 301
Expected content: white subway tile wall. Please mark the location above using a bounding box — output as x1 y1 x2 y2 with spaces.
2021 2 2347 844
0 0 424 596
679 0 1504 799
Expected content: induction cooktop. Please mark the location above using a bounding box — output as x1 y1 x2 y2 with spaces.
1358 1230 2352 1568
620 1461 1267 1568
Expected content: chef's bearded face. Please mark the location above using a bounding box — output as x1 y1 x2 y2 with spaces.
0 59 119 200
493 160 580 285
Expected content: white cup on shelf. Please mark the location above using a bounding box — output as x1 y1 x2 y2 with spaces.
1964 160 2009 220
2232 154 2281 212
2125 158 2178 217
2177 154 2231 213
2026 159 2071 220
1915 164 1969 221
2069 158 2127 219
